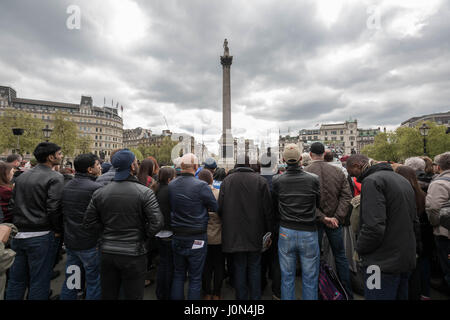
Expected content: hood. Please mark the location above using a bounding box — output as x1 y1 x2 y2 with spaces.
358 162 393 183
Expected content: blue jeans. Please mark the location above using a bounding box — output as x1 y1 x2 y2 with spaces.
156 237 174 300
232 251 262 300
364 269 409 300
318 225 353 299
6 232 60 300
278 226 320 300
60 247 101 300
171 234 207 300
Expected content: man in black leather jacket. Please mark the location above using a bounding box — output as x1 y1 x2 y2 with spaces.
60 153 102 300
6 142 64 300
272 144 321 300
84 149 163 300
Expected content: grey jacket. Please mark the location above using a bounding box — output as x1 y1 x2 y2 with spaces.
425 169 450 239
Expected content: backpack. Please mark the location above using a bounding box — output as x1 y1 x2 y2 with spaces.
439 201 450 230
318 261 349 300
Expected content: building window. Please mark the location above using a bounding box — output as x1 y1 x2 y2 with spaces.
331 131 337 135
351 142 354 146
340 136 344 141
340 130 343 134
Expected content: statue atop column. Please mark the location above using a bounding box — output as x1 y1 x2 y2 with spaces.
224 38 229 56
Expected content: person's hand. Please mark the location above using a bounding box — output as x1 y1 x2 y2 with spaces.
54 233 61 238
322 217 334 228
323 217 339 229
329 217 339 229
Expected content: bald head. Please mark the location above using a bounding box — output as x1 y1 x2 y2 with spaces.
180 153 199 173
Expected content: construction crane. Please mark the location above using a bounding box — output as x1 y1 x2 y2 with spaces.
162 115 170 131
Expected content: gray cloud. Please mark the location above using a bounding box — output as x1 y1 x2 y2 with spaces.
1 0 449 153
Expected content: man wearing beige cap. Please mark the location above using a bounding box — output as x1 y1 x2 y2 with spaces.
272 144 321 300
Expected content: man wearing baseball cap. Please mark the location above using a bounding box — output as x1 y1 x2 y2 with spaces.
272 144 321 300
84 149 163 299
304 142 353 299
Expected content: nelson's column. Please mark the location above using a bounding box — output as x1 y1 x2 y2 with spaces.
219 38 234 167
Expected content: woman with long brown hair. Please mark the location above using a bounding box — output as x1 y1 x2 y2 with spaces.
0 161 15 223
395 165 429 300
137 158 154 187
147 156 159 181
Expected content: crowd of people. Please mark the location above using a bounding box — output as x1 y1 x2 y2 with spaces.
0 141 449 300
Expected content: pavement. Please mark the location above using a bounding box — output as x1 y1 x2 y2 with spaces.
50 252 449 300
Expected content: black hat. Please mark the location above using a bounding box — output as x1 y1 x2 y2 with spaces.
310 142 325 155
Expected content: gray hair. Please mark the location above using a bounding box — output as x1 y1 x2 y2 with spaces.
301 153 312 167
404 157 426 172
437 152 450 171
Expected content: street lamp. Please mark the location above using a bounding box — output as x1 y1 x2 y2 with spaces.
42 127 53 142
419 123 430 156
12 128 24 154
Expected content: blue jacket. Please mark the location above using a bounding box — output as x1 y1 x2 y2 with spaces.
169 172 218 236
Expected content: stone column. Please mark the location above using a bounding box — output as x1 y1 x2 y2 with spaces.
219 39 234 167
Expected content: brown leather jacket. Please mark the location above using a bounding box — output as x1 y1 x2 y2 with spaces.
305 160 352 225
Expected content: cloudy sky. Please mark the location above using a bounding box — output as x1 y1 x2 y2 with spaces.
1 0 449 153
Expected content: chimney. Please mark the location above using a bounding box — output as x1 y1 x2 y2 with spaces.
383 127 386 133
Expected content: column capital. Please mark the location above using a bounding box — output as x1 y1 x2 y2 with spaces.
220 56 233 66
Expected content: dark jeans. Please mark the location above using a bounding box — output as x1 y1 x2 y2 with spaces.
202 244 225 296
270 225 281 298
435 236 450 287
171 234 208 300
364 269 409 300
232 251 262 300
418 256 431 297
156 237 174 300
60 247 101 300
6 232 60 300
318 224 353 299
101 253 147 300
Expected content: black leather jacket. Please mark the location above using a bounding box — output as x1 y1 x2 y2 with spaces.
272 165 321 232
62 173 102 250
83 175 164 256
10 164 65 233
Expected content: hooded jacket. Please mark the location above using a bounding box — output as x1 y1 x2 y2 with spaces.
356 163 418 273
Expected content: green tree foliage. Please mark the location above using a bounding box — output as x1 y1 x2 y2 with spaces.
0 109 46 155
361 121 450 162
138 136 179 165
129 148 144 161
50 111 79 161
425 122 450 157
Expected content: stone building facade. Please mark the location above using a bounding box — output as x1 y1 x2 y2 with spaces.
401 111 450 128
0 86 123 160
